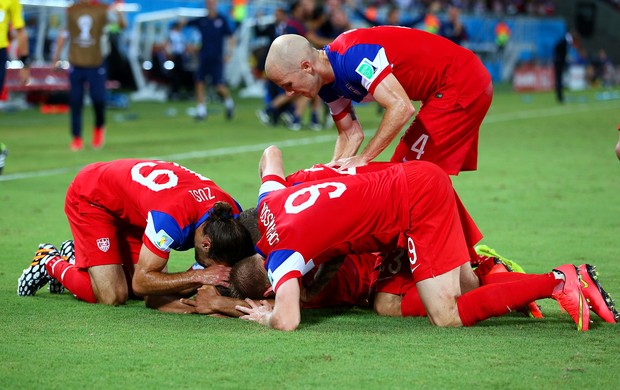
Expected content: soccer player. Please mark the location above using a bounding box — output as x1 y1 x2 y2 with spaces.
0 0 30 93
51 0 126 151
233 146 617 331
187 0 236 121
264 26 492 173
17 159 254 307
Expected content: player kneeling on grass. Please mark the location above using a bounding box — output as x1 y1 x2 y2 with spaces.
17 159 254 308
228 146 618 331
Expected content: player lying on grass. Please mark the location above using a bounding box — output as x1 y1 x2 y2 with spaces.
17 159 254 307
231 146 617 331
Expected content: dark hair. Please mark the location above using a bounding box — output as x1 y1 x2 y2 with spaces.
203 202 255 266
238 207 260 245
228 255 271 300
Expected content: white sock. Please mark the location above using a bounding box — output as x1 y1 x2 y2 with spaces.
225 97 234 109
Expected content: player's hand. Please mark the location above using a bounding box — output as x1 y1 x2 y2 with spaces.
175 298 198 314
195 264 231 288
236 298 273 326
329 155 368 171
180 285 221 315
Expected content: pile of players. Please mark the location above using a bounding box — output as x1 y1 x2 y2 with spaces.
18 27 618 331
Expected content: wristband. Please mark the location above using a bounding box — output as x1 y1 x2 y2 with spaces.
19 55 32 67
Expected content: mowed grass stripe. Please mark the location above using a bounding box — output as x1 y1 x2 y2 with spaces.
1 100 618 183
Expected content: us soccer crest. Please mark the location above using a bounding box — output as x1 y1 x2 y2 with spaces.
96 238 110 252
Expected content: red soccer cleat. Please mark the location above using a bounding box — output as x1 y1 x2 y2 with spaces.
552 264 590 331
92 127 105 149
577 264 619 323
70 137 83 151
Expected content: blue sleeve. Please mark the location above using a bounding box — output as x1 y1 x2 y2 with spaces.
146 210 192 251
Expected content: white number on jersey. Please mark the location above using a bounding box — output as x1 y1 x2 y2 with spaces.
131 162 178 192
284 182 347 214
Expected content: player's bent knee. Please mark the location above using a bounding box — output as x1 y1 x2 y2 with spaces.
426 309 462 327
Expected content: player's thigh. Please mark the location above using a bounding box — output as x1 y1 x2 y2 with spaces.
194 59 209 83
88 264 129 305
211 60 225 87
415 266 462 327
392 96 489 174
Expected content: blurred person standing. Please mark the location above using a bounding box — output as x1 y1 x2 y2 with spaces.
440 5 467 46
1 0 30 94
52 0 126 151
167 20 190 100
187 0 236 121
553 31 573 104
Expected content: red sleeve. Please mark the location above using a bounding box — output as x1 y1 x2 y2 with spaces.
368 66 392 95
262 174 287 186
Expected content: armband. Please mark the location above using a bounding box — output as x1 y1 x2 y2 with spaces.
19 55 32 67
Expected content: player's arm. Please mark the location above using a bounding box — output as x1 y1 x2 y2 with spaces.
360 73 415 162
132 244 230 296
236 278 301 331
332 107 365 162
259 145 285 180
144 294 197 314
335 73 415 170
52 31 68 67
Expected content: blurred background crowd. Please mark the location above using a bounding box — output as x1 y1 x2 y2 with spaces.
2 0 619 116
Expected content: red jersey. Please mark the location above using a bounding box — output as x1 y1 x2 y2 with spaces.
69 159 242 259
320 26 491 116
257 163 417 292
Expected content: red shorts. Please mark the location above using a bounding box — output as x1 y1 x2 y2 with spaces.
401 162 473 282
65 180 142 273
391 82 493 175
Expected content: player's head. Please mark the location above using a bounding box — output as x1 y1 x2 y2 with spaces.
265 34 321 98
238 207 260 245
228 253 271 300
201 202 255 266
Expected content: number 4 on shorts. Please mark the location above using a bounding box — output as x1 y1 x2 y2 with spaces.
409 134 429 160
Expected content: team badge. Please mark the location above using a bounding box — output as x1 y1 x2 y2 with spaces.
96 238 110 252
355 58 377 81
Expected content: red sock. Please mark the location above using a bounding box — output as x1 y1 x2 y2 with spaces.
46 258 97 303
457 273 558 326
401 288 427 317
480 271 541 285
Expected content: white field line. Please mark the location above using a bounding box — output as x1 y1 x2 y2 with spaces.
1 102 617 182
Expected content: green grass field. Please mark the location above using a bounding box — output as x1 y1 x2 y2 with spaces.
1 86 619 388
